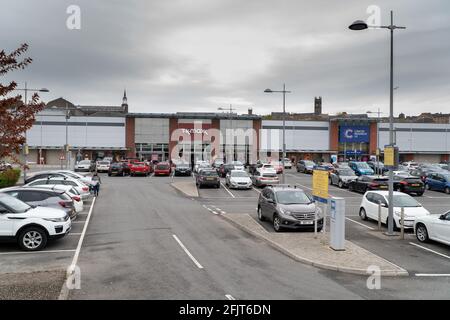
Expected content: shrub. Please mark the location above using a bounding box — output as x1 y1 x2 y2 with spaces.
0 169 21 188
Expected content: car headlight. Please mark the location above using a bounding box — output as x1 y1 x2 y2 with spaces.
44 216 67 222
279 208 291 215
315 207 322 217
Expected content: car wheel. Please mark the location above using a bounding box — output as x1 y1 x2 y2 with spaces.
338 180 344 188
445 187 450 194
359 208 368 221
273 214 282 232
108 173 111 177
18 227 48 251
416 224 429 243
257 207 265 221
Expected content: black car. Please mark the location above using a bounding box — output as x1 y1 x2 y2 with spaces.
348 176 389 193
108 162 127 176
393 174 425 196
174 163 192 176
367 161 388 174
196 169 220 188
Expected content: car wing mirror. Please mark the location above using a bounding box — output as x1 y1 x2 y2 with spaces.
267 199 275 204
439 214 446 220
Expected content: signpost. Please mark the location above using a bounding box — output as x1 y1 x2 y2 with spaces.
312 169 329 237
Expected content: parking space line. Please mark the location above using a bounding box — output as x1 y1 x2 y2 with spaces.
345 217 375 230
67 233 82 236
221 183 236 198
0 249 76 255
409 242 450 260
172 234 204 269
415 273 450 277
225 294 236 300
202 205 219 215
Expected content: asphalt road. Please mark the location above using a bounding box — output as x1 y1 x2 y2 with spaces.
68 170 450 299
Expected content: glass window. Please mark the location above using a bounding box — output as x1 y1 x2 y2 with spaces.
276 190 312 205
391 195 420 207
20 191 47 202
0 194 31 213
230 171 248 178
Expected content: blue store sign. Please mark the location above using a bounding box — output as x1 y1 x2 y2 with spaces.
339 125 369 143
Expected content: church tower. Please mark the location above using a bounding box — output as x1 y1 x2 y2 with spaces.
121 89 128 113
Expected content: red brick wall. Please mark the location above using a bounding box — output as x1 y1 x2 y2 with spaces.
329 121 339 152
125 117 135 158
369 122 378 155
441 154 449 162
253 119 261 161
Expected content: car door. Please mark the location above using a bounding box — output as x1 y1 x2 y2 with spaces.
267 190 277 219
260 189 271 218
434 211 450 243
0 203 14 236
372 194 388 222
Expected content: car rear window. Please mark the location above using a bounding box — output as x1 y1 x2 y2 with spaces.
263 173 277 178
202 171 218 176
157 164 169 170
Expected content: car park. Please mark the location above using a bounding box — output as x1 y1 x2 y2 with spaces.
393 174 425 196
25 177 91 200
218 163 237 178
96 160 111 173
196 169 220 188
174 162 192 176
270 161 284 174
212 159 224 169
154 162 171 176
348 175 388 193
359 191 430 230
129 162 151 176
225 170 252 189
425 172 450 194
296 160 315 174
194 160 209 174
257 185 322 232
329 168 357 188
0 193 71 251
415 210 450 246
230 161 245 171
348 161 374 176
281 158 292 169
108 162 128 176
74 160 95 172
27 184 84 213
252 171 279 188
367 161 387 174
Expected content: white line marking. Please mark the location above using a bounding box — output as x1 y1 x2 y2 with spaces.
0 249 76 255
409 242 450 260
346 217 375 230
221 183 236 198
225 294 236 300
71 221 86 224
172 234 204 269
67 233 82 236
415 274 450 277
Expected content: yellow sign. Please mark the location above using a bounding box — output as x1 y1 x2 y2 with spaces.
384 146 394 166
313 170 329 200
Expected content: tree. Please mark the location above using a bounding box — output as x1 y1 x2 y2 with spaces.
0 44 45 163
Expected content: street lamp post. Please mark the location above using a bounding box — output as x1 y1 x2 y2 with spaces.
350 11 406 235
264 84 291 184
13 83 49 183
218 105 236 163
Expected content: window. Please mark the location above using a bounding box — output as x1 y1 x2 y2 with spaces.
262 189 270 199
276 190 312 205
0 204 9 214
372 194 386 206
20 191 47 202
365 192 374 203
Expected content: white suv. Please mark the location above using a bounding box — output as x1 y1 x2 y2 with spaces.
0 193 71 251
415 211 450 246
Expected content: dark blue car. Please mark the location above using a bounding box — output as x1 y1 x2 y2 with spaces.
425 172 450 194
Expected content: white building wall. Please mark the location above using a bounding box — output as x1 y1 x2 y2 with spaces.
135 118 169 144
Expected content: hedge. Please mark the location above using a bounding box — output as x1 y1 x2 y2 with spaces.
0 169 21 188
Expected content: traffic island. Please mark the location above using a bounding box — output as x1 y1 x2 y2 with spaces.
171 181 199 198
223 213 409 277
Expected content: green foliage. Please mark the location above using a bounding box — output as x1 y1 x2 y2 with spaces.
0 168 21 188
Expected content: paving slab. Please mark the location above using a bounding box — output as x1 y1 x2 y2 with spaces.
223 213 409 277
171 181 199 198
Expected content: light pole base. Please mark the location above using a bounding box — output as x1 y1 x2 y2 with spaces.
383 232 399 237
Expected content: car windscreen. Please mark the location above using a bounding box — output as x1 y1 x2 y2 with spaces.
231 171 248 177
339 169 356 176
79 160 91 165
356 162 370 169
276 190 312 205
304 161 315 166
262 173 277 178
99 161 109 165
0 194 31 213
177 164 190 168
201 171 218 177
392 195 421 207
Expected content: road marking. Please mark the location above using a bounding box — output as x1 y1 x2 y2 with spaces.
172 234 204 269
409 242 450 260
0 249 76 256
415 274 450 277
225 294 236 300
202 205 219 215
221 183 236 198
71 221 86 224
346 217 375 230
67 233 82 236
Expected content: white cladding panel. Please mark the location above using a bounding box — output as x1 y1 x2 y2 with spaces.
261 121 329 151
135 118 169 144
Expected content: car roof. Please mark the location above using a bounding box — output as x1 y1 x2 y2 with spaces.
230 169 246 173
1 187 63 194
267 185 305 192
365 191 405 196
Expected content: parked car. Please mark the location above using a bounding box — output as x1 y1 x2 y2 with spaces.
25 177 91 200
0 193 71 251
129 162 151 177
25 171 71 185
359 191 430 230
212 159 224 169
96 160 111 173
329 168 358 188
348 176 388 193
230 161 245 171
415 210 450 246
257 163 277 175
333 162 350 169
225 170 252 189
410 167 442 182
218 163 238 178
0 187 76 219
367 161 388 174
53 170 95 187
425 172 450 194
257 185 322 232
392 174 425 196
402 161 419 170
174 163 192 176
28 184 84 213
196 169 220 188
296 160 315 173
314 162 334 173
119 160 133 175
252 171 279 188
194 160 209 173
154 162 171 176
348 161 374 176
108 162 128 176
281 158 292 169
74 160 95 172
270 161 284 174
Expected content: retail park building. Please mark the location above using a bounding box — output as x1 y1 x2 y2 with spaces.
22 94 450 166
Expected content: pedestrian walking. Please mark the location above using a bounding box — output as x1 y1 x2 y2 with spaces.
92 171 102 196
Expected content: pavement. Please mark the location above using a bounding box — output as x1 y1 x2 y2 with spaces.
172 179 199 197
222 213 408 276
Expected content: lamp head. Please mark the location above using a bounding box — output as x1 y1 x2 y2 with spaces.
264 88 273 93
349 20 368 31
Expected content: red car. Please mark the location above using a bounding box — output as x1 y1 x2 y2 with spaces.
130 162 151 176
270 162 284 174
154 162 171 176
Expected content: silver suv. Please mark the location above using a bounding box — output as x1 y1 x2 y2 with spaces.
257 185 323 232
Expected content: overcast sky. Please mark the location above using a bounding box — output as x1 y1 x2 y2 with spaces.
1 0 450 117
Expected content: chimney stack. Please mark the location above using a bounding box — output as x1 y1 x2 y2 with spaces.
314 97 322 115
248 108 253 115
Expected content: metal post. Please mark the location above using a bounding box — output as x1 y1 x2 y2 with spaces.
282 84 286 184
378 201 382 231
400 207 405 239
65 103 69 169
23 82 28 184
376 107 380 175
314 201 318 239
387 10 395 235
322 201 328 233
